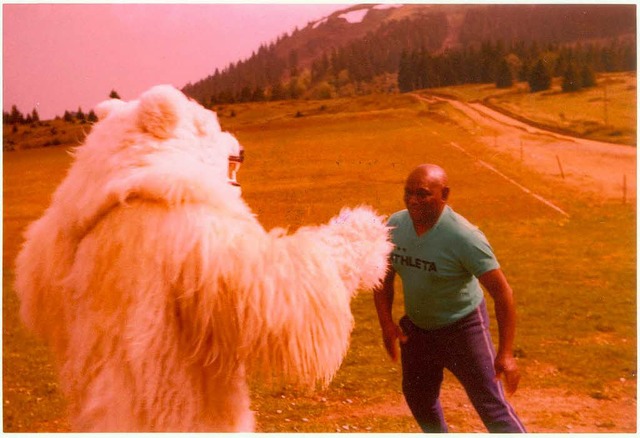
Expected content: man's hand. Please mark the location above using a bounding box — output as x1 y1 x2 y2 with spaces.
494 353 520 395
381 321 408 362
480 269 520 395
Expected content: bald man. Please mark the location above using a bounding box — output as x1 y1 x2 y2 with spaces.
374 164 526 433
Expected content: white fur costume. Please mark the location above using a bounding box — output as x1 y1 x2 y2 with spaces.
14 85 392 432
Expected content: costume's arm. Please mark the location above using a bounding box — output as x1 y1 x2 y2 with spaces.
214 206 392 386
479 268 520 394
14 212 74 356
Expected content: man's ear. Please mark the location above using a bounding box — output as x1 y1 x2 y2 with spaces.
442 186 450 201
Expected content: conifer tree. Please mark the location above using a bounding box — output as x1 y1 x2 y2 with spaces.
561 62 581 92
252 86 266 102
528 59 552 92
270 82 287 101
518 59 531 82
109 90 121 99
76 107 86 122
415 50 428 89
495 58 513 88
239 86 252 102
87 110 98 123
479 41 499 83
580 64 597 88
288 77 302 99
311 58 324 83
288 50 299 77
397 50 414 93
10 105 24 124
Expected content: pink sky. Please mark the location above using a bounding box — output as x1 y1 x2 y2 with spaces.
3 3 348 120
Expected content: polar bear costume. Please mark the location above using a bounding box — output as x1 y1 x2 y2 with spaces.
14 85 392 432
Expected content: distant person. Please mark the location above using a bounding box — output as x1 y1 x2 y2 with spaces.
373 163 526 433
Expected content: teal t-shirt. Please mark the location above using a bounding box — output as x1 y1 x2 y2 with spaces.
388 205 499 330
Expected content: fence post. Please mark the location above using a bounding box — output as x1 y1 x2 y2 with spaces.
520 140 523 162
556 155 565 179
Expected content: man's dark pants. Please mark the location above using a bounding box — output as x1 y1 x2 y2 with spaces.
399 300 526 433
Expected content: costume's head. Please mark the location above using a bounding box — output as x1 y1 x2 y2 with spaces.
93 84 244 190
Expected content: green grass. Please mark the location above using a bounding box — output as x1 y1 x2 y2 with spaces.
428 72 637 146
3 89 636 432
3 119 90 151
3 147 75 431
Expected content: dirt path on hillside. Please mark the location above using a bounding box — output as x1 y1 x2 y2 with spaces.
414 94 637 203
401 94 637 432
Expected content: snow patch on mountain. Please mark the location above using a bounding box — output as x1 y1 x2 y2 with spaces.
312 4 401 29
312 17 328 29
338 9 369 24
373 4 402 11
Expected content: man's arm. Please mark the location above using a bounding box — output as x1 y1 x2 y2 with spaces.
478 268 521 394
373 265 406 362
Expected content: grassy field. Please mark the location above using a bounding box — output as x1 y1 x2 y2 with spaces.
433 72 637 146
3 119 90 152
3 79 636 432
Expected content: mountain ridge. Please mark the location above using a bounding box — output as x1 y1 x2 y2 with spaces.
182 3 636 104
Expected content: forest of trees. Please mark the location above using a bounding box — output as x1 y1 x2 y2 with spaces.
182 35 635 107
183 13 453 105
397 39 634 93
3 105 40 125
3 90 120 126
2 106 98 126
182 4 636 106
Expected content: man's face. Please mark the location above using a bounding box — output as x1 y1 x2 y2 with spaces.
403 171 449 226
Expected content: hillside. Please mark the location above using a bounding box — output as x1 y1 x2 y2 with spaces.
281 3 635 66
182 3 636 105
4 78 636 433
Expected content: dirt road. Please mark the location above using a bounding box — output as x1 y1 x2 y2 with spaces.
415 94 636 202
401 93 637 432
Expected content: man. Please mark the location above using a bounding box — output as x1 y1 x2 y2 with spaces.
374 164 526 433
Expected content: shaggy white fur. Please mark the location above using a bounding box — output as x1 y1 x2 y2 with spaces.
14 85 392 432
